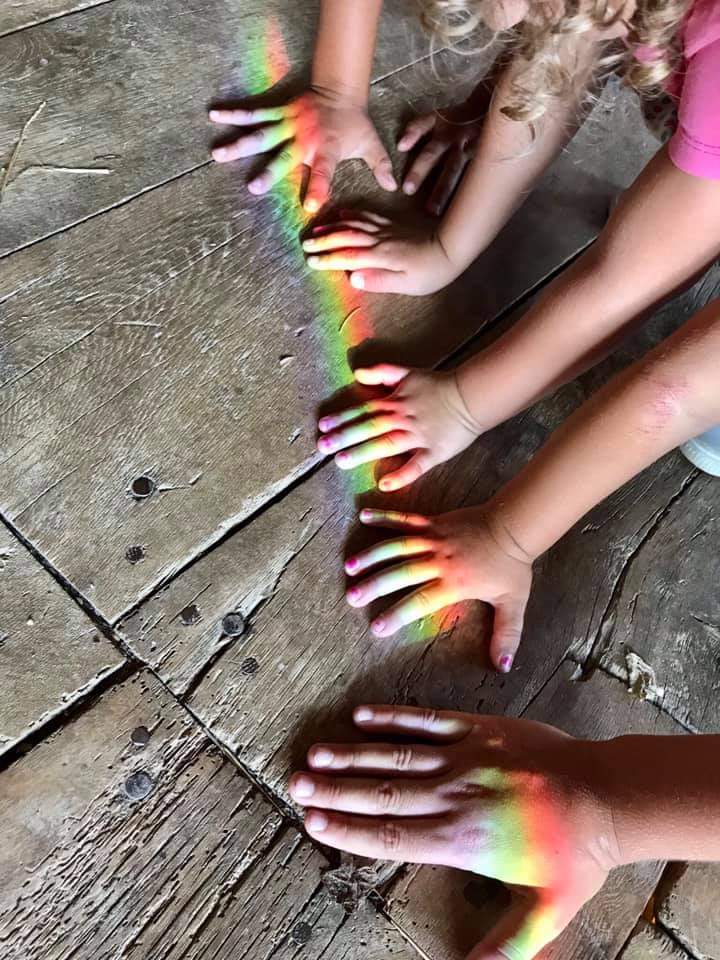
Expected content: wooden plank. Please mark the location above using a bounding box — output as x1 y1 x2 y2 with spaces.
656 863 720 960
0 0 428 256
0 0 113 38
0 665 421 960
386 664 685 960
0 63 655 623
0 524 123 754
618 921 692 960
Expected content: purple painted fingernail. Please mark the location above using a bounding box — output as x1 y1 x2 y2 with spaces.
499 655 514 673
345 557 358 572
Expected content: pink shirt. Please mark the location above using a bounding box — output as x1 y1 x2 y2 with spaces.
668 0 720 179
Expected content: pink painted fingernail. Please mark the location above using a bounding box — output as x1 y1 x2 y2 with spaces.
306 810 329 832
379 478 393 492
371 617 386 635
311 747 334 767
359 508 375 522
354 706 373 722
291 775 316 799
318 436 333 452
499 655 514 673
345 557 358 572
347 586 362 602
335 451 350 466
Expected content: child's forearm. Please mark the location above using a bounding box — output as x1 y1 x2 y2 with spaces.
436 51 594 271
455 149 720 431
490 298 720 560
597 734 720 864
311 0 383 104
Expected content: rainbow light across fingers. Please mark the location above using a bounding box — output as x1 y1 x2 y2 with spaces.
466 767 568 958
244 20 463 644
244 16 375 494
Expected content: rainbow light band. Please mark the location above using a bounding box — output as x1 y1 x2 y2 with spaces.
244 18 462 643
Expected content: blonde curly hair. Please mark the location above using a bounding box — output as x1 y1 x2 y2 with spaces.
416 0 691 122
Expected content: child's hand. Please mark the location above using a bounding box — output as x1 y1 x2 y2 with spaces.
290 704 616 960
344 506 533 671
209 89 397 213
398 102 487 214
318 364 482 491
303 212 459 294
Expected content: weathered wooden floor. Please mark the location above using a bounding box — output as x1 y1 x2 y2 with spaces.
1 2 719 958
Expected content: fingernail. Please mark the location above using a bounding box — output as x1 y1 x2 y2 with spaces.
403 182 416 195
318 417 331 431
248 178 266 194
359 508 375 522
317 436 333 453
292 775 316 799
212 147 227 160
305 198 320 214
371 617 386 635
307 256 320 267
499 655 514 674
302 239 315 250
306 810 329 833
209 109 221 120
345 557 358 572
350 273 364 289
379 478 393 492
354 706 373 722
311 747 334 767
347 586 362 602
335 451 350 466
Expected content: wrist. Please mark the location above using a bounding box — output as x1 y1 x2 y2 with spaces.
309 77 368 109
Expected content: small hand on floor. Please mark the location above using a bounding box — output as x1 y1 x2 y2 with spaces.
344 506 533 672
209 88 397 213
290 704 618 960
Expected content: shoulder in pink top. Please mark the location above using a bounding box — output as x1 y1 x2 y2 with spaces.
669 0 720 179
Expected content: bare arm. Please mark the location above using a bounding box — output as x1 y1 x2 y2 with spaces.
456 149 720 431
311 0 383 104
491 295 720 560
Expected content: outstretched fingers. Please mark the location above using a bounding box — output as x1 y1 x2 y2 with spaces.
398 114 437 152
352 703 474 740
289 771 447 816
347 559 442 608
306 739 448 775
359 507 432 530
370 583 456 637
345 536 435 575
304 809 453 865
317 414 407 456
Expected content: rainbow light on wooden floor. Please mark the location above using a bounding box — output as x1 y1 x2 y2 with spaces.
244 16 375 495
243 18 462 645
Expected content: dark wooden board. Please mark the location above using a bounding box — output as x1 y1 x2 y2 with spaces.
386 663 685 960
618 921 693 960
0 665 422 960
656 862 720 960
0 0 429 256
0 0 114 37
1 58 656 623
0 524 123 754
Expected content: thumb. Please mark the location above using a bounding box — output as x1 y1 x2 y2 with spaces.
350 268 411 294
490 594 529 674
354 363 410 387
466 892 560 960
363 133 398 191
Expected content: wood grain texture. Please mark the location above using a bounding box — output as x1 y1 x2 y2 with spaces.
0 525 123 754
0 0 114 37
0 0 427 256
0 62 655 622
618 921 692 960
656 863 720 960
0 666 421 960
386 664 685 960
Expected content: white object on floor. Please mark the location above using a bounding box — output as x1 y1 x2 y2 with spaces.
680 425 720 476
